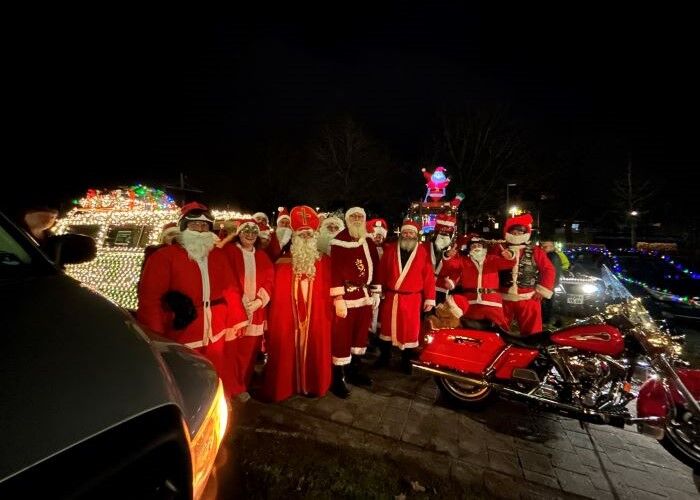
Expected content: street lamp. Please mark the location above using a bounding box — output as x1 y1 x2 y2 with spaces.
629 210 639 247
506 183 517 218
630 210 639 216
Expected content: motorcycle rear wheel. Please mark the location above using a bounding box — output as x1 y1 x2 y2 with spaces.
660 407 700 473
435 376 492 409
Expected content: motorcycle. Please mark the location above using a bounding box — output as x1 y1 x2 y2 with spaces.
413 298 700 471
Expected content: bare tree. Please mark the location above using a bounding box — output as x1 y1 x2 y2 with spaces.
612 158 655 246
434 106 528 216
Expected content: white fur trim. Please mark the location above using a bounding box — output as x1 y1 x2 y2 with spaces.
330 237 366 249
373 227 387 237
350 347 367 355
332 355 352 366
252 212 268 221
445 295 464 318
500 291 535 302
222 320 250 341
436 287 449 293
437 220 455 227
397 341 419 350
257 287 271 307
400 224 419 233
370 284 382 293
330 286 345 297
536 284 553 299
361 239 373 285
379 334 393 342
468 299 502 307
243 323 265 336
345 297 372 308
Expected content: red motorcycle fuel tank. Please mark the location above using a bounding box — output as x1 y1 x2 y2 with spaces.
420 328 506 376
550 324 624 356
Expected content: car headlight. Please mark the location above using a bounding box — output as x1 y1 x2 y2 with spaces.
581 284 599 294
190 379 228 500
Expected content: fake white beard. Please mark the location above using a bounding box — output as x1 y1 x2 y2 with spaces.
399 237 418 252
276 227 292 247
434 234 452 251
505 232 531 246
291 233 320 276
470 247 487 263
348 222 367 240
179 229 218 261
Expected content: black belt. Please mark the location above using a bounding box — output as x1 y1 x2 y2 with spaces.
386 289 420 295
463 288 497 293
204 297 226 307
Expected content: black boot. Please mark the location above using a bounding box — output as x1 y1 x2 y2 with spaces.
331 365 351 399
347 355 373 386
400 348 415 375
373 340 391 368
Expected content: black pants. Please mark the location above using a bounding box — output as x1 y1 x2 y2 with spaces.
541 297 554 324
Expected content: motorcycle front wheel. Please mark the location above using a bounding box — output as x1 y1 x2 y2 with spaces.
435 376 492 409
660 406 700 473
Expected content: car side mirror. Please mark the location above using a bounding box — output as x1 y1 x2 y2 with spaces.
43 234 97 266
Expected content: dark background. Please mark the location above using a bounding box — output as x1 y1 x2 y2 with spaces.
5 4 698 240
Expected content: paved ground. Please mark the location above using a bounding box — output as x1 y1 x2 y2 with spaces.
202 353 700 499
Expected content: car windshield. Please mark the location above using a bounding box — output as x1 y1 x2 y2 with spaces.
0 215 53 278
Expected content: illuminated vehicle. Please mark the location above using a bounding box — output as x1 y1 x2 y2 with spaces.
0 211 227 499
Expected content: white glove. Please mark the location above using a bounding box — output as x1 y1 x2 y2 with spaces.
334 298 348 318
370 293 381 310
245 298 263 315
444 277 456 290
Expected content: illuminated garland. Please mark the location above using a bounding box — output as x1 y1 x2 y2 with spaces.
564 246 699 306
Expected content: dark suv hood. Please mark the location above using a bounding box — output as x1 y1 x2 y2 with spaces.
0 274 176 480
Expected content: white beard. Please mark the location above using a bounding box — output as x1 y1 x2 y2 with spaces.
291 234 320 276
470 248 487 263
399 237 418 252
276 227 292 247
179 229 218 261
505 233 531 246
434 234 452 251
348 222 367 241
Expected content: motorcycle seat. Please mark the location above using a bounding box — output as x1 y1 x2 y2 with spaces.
498 328 552 348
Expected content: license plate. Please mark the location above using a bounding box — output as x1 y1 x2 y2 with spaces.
567 294 584 305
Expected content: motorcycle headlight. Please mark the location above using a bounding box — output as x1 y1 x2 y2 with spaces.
581 284 599 294
190 379 229 499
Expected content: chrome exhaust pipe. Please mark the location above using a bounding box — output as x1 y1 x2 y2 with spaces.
411 361 488 387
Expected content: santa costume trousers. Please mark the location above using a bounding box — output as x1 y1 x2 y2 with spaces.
196 339 227 392
503 299 543 335
223 335 262 396
465 303 509 330
332 305 372 365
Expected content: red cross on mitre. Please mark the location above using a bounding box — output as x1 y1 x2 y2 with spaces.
291 205 320 232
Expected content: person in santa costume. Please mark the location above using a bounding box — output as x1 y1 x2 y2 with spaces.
317 214 345 256
329 206 381 397
423 213 459 305
143 222 179 264
366 218 388 259
495 213 555 335
438 233 515 330
258 206 333 402
376 220 436 372
221 219 275 402
137 202 248 397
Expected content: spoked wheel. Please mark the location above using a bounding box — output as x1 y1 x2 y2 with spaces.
435 376 492 409
661 407 700 473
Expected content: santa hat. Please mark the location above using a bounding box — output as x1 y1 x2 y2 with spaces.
322 216 344 231
252 212 269 223
345 206 366 223
435 213 456 235
158 222 179 244
291 205 320 232
366 218 388 238
179 202 214 231
400 219 421 234
504 213 533 235
276 206 291 225
256 220 272 239
236 218 259 235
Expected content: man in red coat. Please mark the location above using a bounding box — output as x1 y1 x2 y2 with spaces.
438 233 515 329
222 219 275 401
329 206 381 397
376 220 436 372
137 202 248 397
496 213 555 335
259 206 333 402
425 213 459 304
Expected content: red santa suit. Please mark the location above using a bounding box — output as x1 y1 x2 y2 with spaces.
495 214 556 335
329 221 381 365
378 239 436 349
137 242 248 395
259 207 333 402
222 237 274 396
366 218 388 334
438 247 515 329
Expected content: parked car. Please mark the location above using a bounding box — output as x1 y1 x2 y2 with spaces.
552 270 607 317
0 212 227 499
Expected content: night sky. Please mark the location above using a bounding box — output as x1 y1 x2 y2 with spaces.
7 5 699 225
